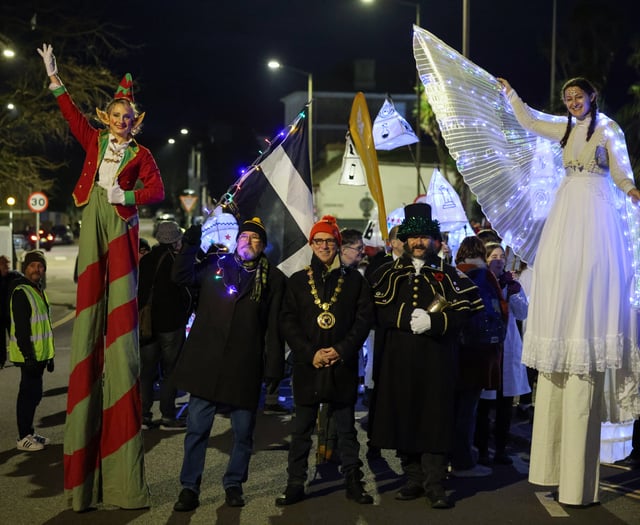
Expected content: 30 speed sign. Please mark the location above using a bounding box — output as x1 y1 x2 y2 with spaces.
28 192 49 213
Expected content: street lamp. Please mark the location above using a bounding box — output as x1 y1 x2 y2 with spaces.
267 59 314 178
360 0 423 194
6 197 15 269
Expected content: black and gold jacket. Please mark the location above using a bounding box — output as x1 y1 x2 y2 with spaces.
373 253 482 336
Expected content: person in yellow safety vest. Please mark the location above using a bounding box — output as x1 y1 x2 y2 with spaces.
9 250 55 452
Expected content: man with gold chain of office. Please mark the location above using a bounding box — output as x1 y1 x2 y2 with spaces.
276 215 374 506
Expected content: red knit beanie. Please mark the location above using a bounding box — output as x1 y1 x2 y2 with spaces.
309 215 342 245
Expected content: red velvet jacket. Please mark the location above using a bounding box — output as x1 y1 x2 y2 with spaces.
54 87 164 222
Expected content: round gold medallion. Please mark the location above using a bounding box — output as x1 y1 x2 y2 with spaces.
317 311 336 330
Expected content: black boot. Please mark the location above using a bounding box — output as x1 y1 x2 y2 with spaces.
345 469 374 504
422 452 454 509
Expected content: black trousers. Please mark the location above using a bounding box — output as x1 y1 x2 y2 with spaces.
287 401 361 485
17 363 46 439
475 393 513 455
399 451 448 496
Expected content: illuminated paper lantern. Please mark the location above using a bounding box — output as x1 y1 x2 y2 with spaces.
339 132 366 186
422 168 470 232
372 96 419 151
200 206 238 254
386 206 406 233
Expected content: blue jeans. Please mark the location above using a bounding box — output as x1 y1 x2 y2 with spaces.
179 395 256 494
140 328 184 419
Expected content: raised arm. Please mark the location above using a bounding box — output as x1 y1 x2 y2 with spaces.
37 43 62 88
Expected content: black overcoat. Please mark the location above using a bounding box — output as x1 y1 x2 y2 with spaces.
370 253 480 454
281 256 373 406
171 245 285 410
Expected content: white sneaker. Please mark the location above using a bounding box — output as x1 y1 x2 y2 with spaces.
17 434 45 451
32 432 50 445
451 464 493 478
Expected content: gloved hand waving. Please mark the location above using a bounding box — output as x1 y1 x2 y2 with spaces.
37 43 58 77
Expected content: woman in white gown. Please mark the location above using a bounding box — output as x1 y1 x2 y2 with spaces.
498 76 640 506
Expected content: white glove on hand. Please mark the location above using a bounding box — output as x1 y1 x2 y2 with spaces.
37 43 58 76
107 185 125 205
410 308 431 334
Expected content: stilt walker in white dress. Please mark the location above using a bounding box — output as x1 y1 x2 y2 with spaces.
497 76 640 506
411 26 640 509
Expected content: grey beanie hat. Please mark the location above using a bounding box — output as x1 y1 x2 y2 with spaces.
155 221 182 244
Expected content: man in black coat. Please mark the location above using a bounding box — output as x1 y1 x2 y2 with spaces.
0 254 22 368
370 203 481 510
171 217 285 511
275 215 374 506
138 220 193 430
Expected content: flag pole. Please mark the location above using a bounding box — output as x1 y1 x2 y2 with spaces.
213 104 310 212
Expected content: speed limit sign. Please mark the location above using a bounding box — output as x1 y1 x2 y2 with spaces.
28 192 49 213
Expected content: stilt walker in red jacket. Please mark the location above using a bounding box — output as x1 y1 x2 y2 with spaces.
37 44 165 511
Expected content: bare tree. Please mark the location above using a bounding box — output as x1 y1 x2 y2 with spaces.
0 1 138 207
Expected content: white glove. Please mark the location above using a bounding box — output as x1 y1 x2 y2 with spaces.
410 308 431 334
37 43 58 77
107 185 125 204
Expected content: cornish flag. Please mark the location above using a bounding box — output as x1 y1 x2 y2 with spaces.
232 108 314 276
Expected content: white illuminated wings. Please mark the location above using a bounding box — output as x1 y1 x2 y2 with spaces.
412 25 566 265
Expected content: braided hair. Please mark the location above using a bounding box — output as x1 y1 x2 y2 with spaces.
559 77 598 148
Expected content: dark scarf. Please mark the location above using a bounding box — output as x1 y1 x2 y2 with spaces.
234 252 269 302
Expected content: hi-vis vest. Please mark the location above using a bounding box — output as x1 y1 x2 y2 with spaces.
9 283 55 363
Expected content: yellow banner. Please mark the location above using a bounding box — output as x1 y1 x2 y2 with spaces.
348 92 388 239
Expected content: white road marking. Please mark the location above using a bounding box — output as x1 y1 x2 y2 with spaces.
535 491 569 517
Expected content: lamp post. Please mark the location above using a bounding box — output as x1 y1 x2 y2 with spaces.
549 0 557 108
6 197 15 269
267 60 314 178
360 0 422 194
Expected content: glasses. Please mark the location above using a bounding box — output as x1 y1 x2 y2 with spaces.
311 238 337 247
238 233 262 242
343 245 365 255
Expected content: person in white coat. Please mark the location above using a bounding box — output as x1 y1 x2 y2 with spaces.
476 243 530 465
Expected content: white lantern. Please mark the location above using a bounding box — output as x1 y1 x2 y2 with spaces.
339 132 366 186
373 96 419 151
200 206 239 254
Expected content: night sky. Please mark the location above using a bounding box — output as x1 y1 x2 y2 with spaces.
4 1 640 208
107 0 640 144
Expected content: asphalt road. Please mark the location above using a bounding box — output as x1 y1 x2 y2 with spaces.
0 223 639 524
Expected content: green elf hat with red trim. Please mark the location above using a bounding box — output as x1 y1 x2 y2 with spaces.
114 73 134 103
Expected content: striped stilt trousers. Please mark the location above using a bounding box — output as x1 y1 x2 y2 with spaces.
64 187 150 511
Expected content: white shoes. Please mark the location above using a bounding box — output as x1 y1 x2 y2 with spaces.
451 464 493 478
16 434 46 451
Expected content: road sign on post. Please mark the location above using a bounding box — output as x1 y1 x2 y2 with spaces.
28 192 48 250
179 194 198 214
28 192 49 213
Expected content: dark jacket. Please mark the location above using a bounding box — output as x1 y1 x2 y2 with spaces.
370 253 481 453
281 255 373 406
9 275 51 363
138 243 192 336
171 244 285 410
455 262 504 390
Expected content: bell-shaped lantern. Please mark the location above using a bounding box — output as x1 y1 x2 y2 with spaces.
421 168 470 232
373 96 419 151
200 206 239 254
339 132 366 186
